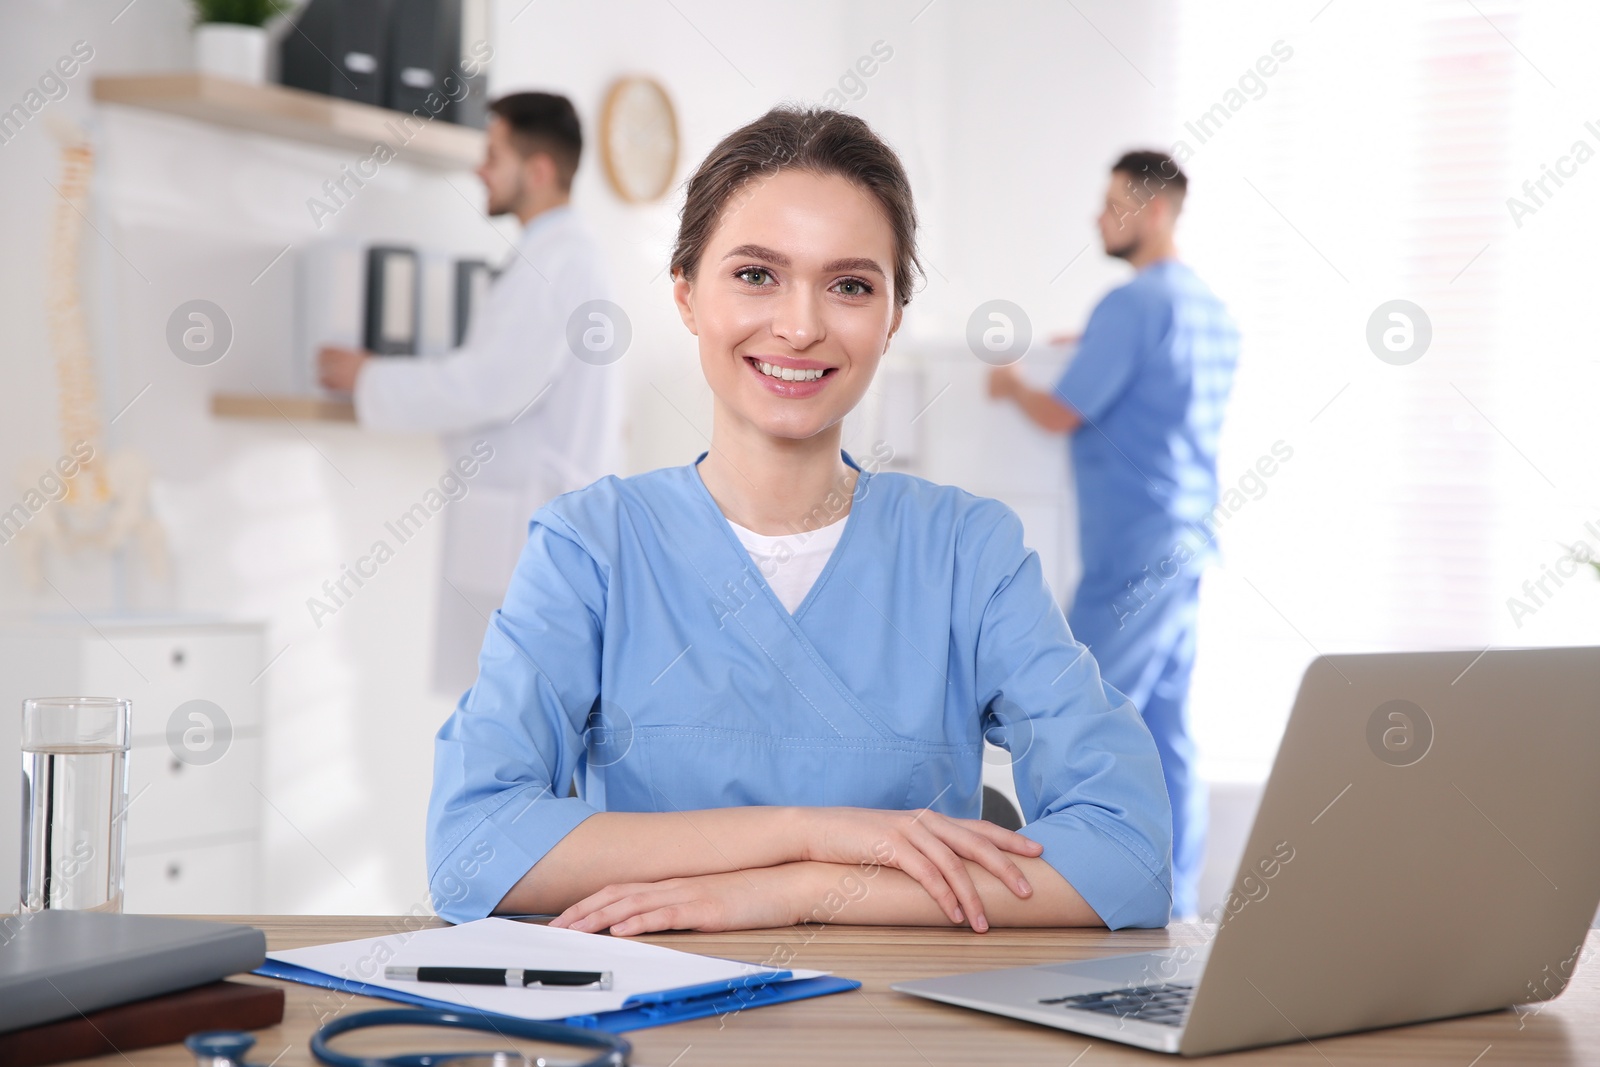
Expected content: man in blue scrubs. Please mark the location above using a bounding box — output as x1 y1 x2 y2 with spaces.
988 151 1239 918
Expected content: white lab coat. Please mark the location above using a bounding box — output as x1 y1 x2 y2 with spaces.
354 205 623 696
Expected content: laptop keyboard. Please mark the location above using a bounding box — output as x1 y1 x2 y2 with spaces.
1040 982 1194 1027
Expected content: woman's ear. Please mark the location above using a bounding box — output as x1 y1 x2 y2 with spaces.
672 270 699 336
885 303 904 348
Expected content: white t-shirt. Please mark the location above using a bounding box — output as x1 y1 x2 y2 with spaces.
727 513 849 613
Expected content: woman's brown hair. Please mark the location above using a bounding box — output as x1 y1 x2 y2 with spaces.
670 106 923 308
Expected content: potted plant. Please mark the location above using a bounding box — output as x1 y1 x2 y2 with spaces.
192 0 287 85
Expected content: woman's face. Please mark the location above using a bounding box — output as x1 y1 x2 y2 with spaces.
673 168 903 443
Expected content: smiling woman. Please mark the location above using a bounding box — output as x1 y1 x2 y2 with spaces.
425 107 1175 936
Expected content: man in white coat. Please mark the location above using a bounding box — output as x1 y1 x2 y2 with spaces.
319 91 623 695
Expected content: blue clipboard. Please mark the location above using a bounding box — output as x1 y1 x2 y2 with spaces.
254 960 860 1033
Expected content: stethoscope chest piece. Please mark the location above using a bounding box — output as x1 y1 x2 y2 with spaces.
185 1030 265 1067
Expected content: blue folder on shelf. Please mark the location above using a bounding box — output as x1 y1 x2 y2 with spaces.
256 918 858 1033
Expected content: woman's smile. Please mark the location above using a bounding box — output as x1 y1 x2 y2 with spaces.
743 354 838 398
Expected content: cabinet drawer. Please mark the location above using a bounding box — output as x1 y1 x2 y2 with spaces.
125 837 259 914
81 628 265 737
125 737 263 848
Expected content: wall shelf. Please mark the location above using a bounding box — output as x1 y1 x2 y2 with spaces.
211 392 355 422
93 74 483 170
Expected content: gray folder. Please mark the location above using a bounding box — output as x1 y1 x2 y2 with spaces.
0 911 266 1033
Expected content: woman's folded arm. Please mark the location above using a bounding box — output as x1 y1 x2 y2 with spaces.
494 807 807 915
495 803 1051 929
546 854 1100 935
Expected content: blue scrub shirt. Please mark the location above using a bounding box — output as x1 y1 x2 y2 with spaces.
1053 259 1239 620
426 453 1175 928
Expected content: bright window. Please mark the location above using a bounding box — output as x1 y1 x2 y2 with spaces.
1172 0 1599 781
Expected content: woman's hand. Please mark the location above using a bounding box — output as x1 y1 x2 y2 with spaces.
548 866 811 936
801 807 1043 932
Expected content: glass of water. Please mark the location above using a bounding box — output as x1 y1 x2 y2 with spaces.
19 696 130 913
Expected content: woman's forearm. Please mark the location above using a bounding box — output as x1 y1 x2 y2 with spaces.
786 855 1103 929
495 806 805 914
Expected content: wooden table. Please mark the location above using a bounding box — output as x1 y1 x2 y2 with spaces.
73 916 1598 1065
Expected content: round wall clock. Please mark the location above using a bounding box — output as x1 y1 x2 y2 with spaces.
599 76 679 204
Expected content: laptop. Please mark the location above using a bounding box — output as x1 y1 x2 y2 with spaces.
893 647 1600 1056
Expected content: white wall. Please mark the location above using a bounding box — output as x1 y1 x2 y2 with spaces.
0 0 1180 914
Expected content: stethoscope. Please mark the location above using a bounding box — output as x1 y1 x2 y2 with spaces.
185 1007 632 1067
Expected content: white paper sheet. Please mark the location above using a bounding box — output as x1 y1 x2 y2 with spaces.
267 917 827 1021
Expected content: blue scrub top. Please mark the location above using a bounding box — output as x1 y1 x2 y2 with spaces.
1053 260 1239 593
426 452 1174 928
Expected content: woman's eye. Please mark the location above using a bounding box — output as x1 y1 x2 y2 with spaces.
736 267 773 286
835 278 873 297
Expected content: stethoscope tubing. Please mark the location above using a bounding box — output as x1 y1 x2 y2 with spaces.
307 1007 631 1067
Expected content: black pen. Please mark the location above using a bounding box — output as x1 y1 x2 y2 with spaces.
386 966 613 990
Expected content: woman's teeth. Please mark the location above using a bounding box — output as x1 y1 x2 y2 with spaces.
755 361 827 382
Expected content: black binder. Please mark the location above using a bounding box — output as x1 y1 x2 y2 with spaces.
453 258 491 346
280 0 392 106
364 246 421 356
387 0 488 127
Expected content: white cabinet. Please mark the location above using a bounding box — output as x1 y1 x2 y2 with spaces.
0 618 265 914
125 838 261 915
125 737 265 845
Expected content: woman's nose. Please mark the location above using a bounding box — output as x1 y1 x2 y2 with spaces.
771 286 825 348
